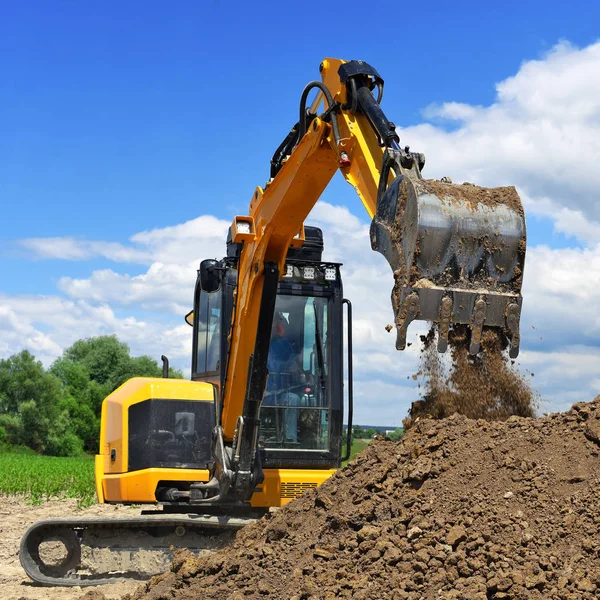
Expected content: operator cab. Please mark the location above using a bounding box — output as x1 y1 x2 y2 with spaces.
190 226 350 470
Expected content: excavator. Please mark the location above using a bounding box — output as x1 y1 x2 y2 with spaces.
20 58 526 586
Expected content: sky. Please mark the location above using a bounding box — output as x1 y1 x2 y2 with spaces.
2 0 600 425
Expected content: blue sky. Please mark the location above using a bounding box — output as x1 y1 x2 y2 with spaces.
2 1 600 423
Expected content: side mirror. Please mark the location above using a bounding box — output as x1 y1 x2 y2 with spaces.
200 259 220 293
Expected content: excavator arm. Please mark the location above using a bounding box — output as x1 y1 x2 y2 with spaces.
195 59 526 505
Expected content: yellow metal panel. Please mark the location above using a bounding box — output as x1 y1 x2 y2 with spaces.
100 466 335 506
99 378 215 475
105 400 124 473
320 58 386 218
101 468 211 503
250 468 336 508
94 455 105 504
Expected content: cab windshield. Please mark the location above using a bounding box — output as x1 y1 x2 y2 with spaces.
260 294 329 451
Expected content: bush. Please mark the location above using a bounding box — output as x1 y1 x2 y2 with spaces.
46 430 84 457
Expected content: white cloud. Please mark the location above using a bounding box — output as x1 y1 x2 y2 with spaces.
0 294 193 369
58 262 196 315
401 40 600 240
20 215 230 265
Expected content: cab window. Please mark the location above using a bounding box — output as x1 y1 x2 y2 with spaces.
195 289 221 375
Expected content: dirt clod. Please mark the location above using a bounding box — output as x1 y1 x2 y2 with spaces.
130 395 600 600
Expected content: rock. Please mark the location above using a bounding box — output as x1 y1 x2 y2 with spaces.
446 525 467 547
313 548 334 560
584 421 600 446
80 592 106 600
525 570 546 589
577 578 596 592
357 525 381 541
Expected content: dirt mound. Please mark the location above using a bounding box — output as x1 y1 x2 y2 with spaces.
128 397 600 600
405 326 537 429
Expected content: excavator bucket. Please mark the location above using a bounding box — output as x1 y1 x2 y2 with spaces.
371 170 525 358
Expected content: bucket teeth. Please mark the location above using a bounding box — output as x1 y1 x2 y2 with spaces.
396 292 419 350
506 303 521 359
437 296 453 353
469 298 487 355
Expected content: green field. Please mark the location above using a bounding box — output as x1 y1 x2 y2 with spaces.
342 438 371 467
0 439 372 507
0 449 95 506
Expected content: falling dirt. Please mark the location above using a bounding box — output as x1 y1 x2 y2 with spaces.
405 325 537 430
127 397 600 599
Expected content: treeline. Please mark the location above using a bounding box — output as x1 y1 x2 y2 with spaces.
343 425 404 443
0 336 182 457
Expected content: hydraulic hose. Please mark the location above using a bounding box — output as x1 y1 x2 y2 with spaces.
297 81 341 147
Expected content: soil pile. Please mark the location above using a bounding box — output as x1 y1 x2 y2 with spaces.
127 397 600 600
405 326 537 430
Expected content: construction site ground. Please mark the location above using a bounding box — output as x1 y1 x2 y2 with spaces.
0 497 142 600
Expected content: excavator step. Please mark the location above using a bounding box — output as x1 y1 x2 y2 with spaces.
20 512 256 586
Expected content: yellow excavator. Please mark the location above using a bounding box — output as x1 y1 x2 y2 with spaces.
20 58 526 586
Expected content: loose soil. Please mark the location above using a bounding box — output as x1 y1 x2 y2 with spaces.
422 180 524 215
127 396 600 600
0 497 142 600
405 326 537 429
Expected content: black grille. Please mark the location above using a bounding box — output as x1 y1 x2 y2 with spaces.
128 399 214 471
280 482 317 498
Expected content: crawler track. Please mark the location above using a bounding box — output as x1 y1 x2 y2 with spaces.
20 512 256 586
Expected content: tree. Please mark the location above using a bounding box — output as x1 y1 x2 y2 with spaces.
0 337 185 456
387 428 404 441
352 425 366 439
55 335 183 393
60 336 132 390
0 351 64 452
50 336 183 452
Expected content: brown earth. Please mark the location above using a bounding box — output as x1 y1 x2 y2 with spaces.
405 326 537 429
0 497 142 600
422 180 524 215
127 396 600 600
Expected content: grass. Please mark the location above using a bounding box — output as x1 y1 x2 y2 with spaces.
342 438 371 467
0 437 384 507
0 448 96 507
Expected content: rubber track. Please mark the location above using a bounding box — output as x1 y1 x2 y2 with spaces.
20 513 255 587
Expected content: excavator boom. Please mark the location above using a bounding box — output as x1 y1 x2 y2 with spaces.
199 58 525 505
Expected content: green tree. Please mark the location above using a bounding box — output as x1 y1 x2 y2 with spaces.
387 428 404 441
45 409 85 457
56 335 183 392
0 338 185 456
352 425 366 439
0 351 65 452
61 336 132 390
51 336 183 453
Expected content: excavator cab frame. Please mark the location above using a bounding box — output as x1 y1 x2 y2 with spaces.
190 226 348 475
